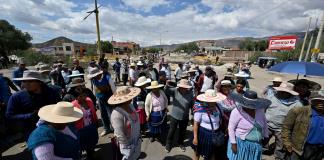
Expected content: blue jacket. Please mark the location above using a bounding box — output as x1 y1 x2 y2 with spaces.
0 75 11 104
12 68 27 87
6 84 61 121
28 124 80 160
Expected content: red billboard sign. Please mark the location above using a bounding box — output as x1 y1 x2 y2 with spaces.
268 35 298 50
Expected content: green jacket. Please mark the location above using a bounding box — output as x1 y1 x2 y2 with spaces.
282 106 312 156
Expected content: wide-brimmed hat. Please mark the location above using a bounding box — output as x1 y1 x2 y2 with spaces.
135 76 151 87
234 71 249 78
130 63 136 67
67 70 85 78
196 89 226 103
38 64 51 73
270 77 283 82
67 78 87 88
224 72 234 78
230 91 271 109
274 82 299 96
108 86 141 105
137 61 144 66
288 79 321 91
146 81 164 90
87 68 103 79
221 80 233 86
181 73 190 79
38 102 83 124
13 70 47 82
177 79 192 89
186 68 197 73
35 62 44 69
310 90 324 101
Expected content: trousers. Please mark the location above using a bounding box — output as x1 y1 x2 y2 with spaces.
166 117 188 147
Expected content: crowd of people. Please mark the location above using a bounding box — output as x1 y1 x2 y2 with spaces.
0 55 323 160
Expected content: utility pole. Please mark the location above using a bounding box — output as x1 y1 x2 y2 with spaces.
299 17 312 62
312 13 324 62
94 0 102 58
305 18 318 61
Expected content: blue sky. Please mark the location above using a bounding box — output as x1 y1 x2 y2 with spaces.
0 0 323 46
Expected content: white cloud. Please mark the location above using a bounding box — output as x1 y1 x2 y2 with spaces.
0 0 323 46
121 0 170 12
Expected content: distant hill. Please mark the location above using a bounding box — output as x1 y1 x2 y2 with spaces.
33 36 94 48
147 31 308 51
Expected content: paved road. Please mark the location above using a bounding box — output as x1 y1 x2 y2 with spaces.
1 63 324 160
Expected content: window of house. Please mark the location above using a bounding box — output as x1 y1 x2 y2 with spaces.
65 46 71 51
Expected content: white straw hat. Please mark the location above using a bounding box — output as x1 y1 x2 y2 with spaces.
234 71 250 78
87 68 103 79
274 82 299 96
13 70 47 82
38 102 83 124
270 77 283 82
135 76 151 87
146 81 164 90
137 61 144 66
108 86 141 105
67 70 84 78
196 89 226 102
66 78 87 88
177 79 192 89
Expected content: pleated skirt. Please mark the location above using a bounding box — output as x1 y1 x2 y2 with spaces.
227 137 262 160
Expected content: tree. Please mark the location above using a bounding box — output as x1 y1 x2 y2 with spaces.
0 20 32 56
239 39 268 51
174 42 199 53
100 41 113 53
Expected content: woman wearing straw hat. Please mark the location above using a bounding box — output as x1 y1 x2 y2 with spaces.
192 89 227 160
133 76 151 134
108 86 142 160
63 78 96 107
72 88 99 159
165 79 195 152
216 80 236 128
27 102 83 160
145 81 168 143
227 91 271 160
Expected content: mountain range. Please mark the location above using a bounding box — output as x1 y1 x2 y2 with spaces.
146 31 307 51
33 31 308 50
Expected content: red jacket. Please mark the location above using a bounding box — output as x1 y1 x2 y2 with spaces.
72 97 98 130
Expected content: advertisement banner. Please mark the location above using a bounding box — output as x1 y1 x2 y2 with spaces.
268 35 298 50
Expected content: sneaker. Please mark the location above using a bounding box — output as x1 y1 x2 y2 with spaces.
165 145 171 153
179 145 186 152
100 130 109 137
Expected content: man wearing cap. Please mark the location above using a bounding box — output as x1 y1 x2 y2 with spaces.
71 59 84 74
61 64 71 84
12 60 28 88
265 82 303 160
263 77 283 97
160 62 171 80
282 90 324 160
6 70 61 138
